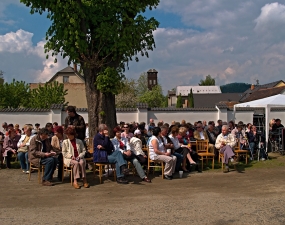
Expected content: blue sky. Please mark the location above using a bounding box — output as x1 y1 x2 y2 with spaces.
1 0 285 93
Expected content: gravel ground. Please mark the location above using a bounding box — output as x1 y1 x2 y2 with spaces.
1 160 285 225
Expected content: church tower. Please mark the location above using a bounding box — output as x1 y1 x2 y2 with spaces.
147 69 158 90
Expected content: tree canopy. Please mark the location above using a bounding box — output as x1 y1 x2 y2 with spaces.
176 93 182 108
20 0 160 136
199 75 215 86
138 85 165 108
0 80 68 109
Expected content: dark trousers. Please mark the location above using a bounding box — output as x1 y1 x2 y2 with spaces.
135 155 148 165
57 153 63 180
6 151 13 168
173 152 183 171
41 157 58 181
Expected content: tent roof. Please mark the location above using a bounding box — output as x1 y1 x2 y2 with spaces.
235 94 285 108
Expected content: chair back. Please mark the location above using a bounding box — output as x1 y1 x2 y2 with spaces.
196 140 209 153
235 139 240 150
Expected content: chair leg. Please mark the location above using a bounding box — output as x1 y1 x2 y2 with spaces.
246 153 248 164
112 164 116 181
70 167 73 186
161 162 164 179
212 157 214 169
38 168 41 184
99 165 102 184
28 164 32 181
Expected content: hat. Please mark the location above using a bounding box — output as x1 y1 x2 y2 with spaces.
134 129 141 135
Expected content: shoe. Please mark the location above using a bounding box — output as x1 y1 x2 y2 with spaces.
22 170 26 173
164 175 172 180
142 177 151 183
83 183 90 188
223 166 229 173
230 158 238 165
261 158 266 161
25 170 30 174
196 169 202 173
117 177 129 184
182 169 189 173
120 166 129 175
42 180 54 186
73 183 81 189
190 162 197 165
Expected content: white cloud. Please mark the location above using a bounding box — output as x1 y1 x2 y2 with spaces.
0 29 68 83
125 1 285 92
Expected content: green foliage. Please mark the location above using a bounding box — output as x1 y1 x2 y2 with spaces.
116 78 138 108
199 75 215 86
220 83 251 93
176 93 182 108
20 0 160 93
28 81 68 108
139 85 165 108
188 88 194 108
96 67 124 95
163 95 168 107
136 72 148 97
0 79 31 108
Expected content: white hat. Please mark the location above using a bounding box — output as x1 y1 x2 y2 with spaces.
134 129 141 135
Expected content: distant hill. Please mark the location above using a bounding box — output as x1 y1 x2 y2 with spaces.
220 83 251 93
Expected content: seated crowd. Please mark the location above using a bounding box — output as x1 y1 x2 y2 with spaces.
1 108 279 187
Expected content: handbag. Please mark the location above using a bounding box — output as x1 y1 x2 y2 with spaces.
17 146 28 153
93 149 109 163
123 151 136 161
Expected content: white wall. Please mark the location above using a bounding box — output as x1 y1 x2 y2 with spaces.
1 108 285 128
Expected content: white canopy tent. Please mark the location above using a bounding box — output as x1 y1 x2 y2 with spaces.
234 94 285 150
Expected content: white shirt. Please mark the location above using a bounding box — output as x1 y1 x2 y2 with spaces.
149 136 165 160
200 131 205 140
169 134 181 150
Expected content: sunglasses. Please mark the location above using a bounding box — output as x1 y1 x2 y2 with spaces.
123 126 129 128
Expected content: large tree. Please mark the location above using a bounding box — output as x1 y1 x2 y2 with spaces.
21 0 159 137
199 75 215 86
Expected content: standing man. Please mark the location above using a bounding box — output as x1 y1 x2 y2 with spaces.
64 106 86 142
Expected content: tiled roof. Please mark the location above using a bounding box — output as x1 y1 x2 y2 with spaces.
240 86 285 103
150 107 217 111
235 107 264 111
147 69 158 73
48 66 85 83
240 80 285 102
0 108 50 112
136 103 148 109
116 108 137 112
50 104 64 109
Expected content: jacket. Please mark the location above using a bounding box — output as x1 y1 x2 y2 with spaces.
64 113 86 141
29 135 58 167
17 134 35 153
62 138 86 167
3 135 20 157
111 136 130 153
215 133 236 150
129 137 145 156
193 130 209 141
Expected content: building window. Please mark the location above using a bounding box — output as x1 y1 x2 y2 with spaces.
149 80 152 85
153 80 156 85
63 76 69 83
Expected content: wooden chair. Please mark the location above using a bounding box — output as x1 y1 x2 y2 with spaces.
62 164 74 185
93 162 116 184
146 147 164 179
28 163 45 184
234 139 249 164
196 140 215 170
128 161 136 176
219 152 225 170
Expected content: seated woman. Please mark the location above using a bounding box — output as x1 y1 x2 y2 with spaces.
17 125 34 173
121 123 134 140
177 126 199 164
246 125 257 160
51 126 67 181
3 129 20 168
130 129 148 165
149 127 177 180
112 127 151 183
62 127 89 189
169 126 196 172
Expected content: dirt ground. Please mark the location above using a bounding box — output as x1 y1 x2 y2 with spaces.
1 154 285 225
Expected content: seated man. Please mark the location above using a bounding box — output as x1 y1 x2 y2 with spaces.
215 125 238 173
29 128 59 186
194 122 215 153
93 124 129 184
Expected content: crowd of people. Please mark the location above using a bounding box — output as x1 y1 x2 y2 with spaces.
1 105 283 187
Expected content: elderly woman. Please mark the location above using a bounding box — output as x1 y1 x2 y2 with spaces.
62 127 89 189
112 126 151 183
169 126 196 172
149 127 177 180
51 126 67 181
3 129 20 168
17 125 34 173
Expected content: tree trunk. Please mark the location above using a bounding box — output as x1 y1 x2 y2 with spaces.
83 67 117 139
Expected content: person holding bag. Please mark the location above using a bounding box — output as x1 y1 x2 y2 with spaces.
112 126 151 183
17 125 34 173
